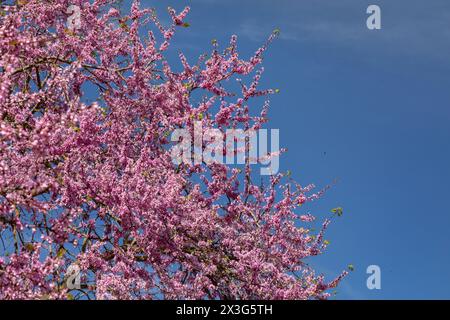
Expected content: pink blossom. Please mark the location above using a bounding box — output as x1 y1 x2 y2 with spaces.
0 0 346 300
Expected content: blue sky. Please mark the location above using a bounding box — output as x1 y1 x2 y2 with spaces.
120 0 450 299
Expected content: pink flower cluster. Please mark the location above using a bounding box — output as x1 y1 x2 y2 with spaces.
0 0 346 299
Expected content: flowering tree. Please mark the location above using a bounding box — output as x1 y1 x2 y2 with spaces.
0 0 346 299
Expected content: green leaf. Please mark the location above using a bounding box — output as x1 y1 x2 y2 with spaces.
119 22 129 30
331 207 343 217
347 264 354 271
81 238 89 252
24 243 35 252
182 22 190 28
